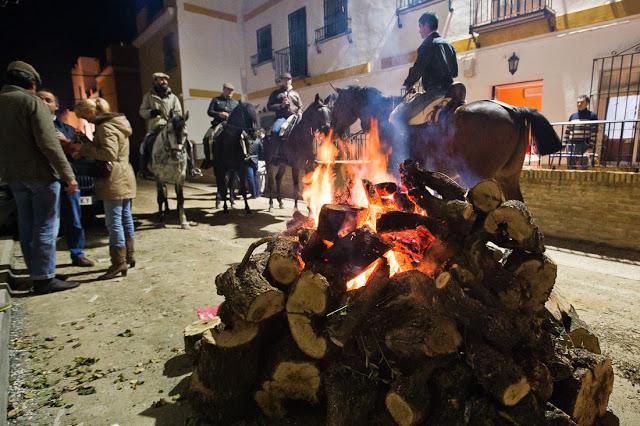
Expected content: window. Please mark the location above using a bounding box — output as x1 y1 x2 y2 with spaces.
605 95 639 139
256 25 273 64
163 32 178 71
324 0 348 38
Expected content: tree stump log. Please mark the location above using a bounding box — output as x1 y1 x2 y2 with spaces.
468 179 506 213
504 250 557 312
484 200 545 253
317 204 368 241
324 365 379 426
385 364 436 426
183 317 221 357
400 160 467 201
267 236 304 286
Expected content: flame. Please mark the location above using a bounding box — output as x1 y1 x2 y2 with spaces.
302 130 337 224
346 258 383 291
384 250 402 277
322 240 334 248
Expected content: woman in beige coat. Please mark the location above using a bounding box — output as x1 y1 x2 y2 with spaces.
68 98 137 279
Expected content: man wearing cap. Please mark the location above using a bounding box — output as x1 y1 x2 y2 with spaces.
0 61 79 294
202 82 239 170
267 72 303 137
138 72 183 177
37 89 95 268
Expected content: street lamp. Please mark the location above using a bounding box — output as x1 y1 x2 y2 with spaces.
508 52 520 75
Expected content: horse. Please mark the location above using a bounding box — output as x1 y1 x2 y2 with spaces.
328 86 561 201
150 112 191 229
263 94 332 210
213 101 259 213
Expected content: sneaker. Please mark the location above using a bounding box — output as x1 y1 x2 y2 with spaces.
33 278 79 295
72 256 95 267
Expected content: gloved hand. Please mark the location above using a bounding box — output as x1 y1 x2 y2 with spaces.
150 109 162 118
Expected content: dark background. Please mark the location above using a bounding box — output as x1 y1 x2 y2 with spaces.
0 0 163 109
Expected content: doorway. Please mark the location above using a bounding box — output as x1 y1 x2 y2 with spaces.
288 7 308 78
494 80 544 154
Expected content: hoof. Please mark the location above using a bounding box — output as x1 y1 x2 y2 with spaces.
278 201 284 209
180 222 191 230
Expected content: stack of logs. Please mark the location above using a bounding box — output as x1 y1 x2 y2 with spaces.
184 160 616 426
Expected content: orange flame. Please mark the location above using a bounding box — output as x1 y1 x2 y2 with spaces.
346 258 383 291
302 130 337 224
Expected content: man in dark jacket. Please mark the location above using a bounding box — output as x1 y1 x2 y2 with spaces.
565 95 599 169
267 73 303 136
202 83 239 169
395 12 458 125
0 61 79 294
37 89 94 267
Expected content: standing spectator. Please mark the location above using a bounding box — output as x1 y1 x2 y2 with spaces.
37 89 94 267
0 61 79 294
565 95 598 169
68 98 136 280
246 134 264 198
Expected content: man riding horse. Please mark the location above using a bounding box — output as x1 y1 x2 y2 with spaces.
201 82 238 170
267 72 303 156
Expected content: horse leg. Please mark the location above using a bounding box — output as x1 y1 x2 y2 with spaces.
216 168 229 214
156 180 166 226
239 168 251 214
176 184 190 229
275 164 286 209
266 163 275 211
292 166 300 210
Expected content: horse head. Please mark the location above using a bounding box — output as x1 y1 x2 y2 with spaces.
302 93 332 136
329 85 368 139
166 113 188 160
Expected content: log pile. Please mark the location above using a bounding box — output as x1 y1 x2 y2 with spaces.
185 160 616 425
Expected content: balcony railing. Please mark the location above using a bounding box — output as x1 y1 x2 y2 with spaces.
274 46 308 78
470 0 555 41
524 119 640 169
314 14 352 52
250 49 274 75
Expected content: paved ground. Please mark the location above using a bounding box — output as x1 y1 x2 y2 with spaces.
5 180 640 425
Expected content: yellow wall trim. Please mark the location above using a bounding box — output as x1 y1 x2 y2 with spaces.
183 3 237 23
244 0 285 22
189 88 242 101
380 0 640 69
247 63 371 100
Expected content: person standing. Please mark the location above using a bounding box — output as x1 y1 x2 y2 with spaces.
565 95 599 169
68 98 136 280
37 89 94 267
0 61 79 294
246 134 264 198
138 72 182 177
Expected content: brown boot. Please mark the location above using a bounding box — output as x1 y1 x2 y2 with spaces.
99 246 127 280
125 239 136 267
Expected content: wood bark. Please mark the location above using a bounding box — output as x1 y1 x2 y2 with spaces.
376 211 449 240
484 200 545 253
183 317 221 357
385 364 436 426
215 260 285 322
322 226 392 279
286 270 330 359
394 192 416 213
400 160 467 201
316 204 368 241
504 250 557 312
324 365 379 426
362 179 383 206
545 403 578 426
468 179 506 213
267 236 304 286
408 188 476 234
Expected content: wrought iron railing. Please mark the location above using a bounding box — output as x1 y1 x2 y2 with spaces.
315 15 352 45
524 119 640 169
274 45 308 78
470 0 554 29
251 49 273 67
274 47 292 79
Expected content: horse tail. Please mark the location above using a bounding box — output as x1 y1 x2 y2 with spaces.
516 108 562 155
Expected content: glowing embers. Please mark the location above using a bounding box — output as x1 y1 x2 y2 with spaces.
346 258 383 291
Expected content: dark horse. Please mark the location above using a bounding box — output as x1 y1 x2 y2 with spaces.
329 86 561 201
263 94 332 210
213 101 259 213
149 113 191 229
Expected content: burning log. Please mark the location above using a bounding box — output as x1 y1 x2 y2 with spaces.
407 188 475 234
376 211 449 240
316 204 367 241
362 179 383 206
394 192 416 213
284 210 316 235
254 336 321 418
183 317 221 357
266 236 304 286
400 160 467 201
468 179 506 213
484 200 545 253
286 271 330 359
375 181 398 196
552 349 614 425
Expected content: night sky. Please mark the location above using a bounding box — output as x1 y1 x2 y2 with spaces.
0 0 155 110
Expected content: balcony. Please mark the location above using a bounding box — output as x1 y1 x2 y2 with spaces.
470 0 555 44
274 46 308 79
396 0 452 28
314 14 352 53
250 49 274 75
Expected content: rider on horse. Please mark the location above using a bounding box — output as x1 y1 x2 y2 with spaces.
267 72 303 146
201 82 239 170
394 12 460 125
138 72 186 178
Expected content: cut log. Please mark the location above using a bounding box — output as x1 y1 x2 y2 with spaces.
394 192 416 213
523 360 554 402
552 349 614 425
385 364 436 426
468 179 505 213
189 371 255 423
595 409 620 426
322 226 393 280
215 261 285 322
376 211 449 240
316 204 368 241
267 236 304 286
324 365 379 426
362 179 383 206
430 362 474 424
565 307 602 355
183 317 221 356
255 337 321 418
545 289 574 323
408 188 476 234
497 393 546 426
400 160 467 201
545 403 578 426
284 210 316 235
328 260 390 347
286 270 330 359
466 339 531 407
505 250 557 312
375 181 398 196
484 200 545 253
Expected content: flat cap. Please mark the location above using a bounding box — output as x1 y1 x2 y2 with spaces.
279 72 292 80
7 61 42 85
223 82 235 90
152 72 170 80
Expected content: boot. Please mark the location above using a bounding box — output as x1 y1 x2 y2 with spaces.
33 277 79 295
99 246 128 280
72 255 95 267
125 239 136 268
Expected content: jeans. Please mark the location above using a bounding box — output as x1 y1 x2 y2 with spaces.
246 162 261 198
9 181 60 280
60 190 86 260
103 199 134 247
271 118 287 134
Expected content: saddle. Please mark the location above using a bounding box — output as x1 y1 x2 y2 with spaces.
278 113 300 138
405 82 467 126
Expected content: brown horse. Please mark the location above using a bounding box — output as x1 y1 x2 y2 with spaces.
328 86 561 200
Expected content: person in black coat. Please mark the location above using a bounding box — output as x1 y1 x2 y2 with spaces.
565 95 599 169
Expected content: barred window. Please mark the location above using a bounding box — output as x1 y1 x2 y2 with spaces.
256 25 273 64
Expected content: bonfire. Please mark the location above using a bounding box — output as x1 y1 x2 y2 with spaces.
184 121 616 426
